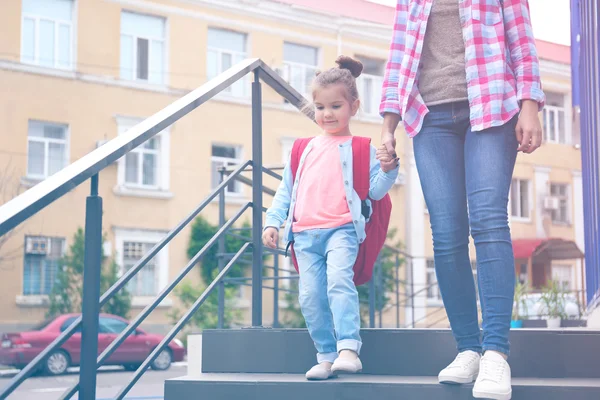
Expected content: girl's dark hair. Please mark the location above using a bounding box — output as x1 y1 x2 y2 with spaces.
311 55 364 102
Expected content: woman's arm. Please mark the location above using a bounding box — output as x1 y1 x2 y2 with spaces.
503 0 545 153
379 0 408 158
503 0 545 107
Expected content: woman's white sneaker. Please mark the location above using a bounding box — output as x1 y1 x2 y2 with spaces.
438 350 481 384
472 351 512 400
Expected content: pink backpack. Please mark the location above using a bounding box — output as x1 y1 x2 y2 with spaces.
288 136 392 285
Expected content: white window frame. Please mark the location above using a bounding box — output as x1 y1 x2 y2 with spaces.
550 183 571 225
21 0 76 70
22 236 66 297
356 73 384 117
551 264 574 291
211 143 244 196
282 42 319 100
115 115 171 196
120 11 167 85
26 120 70 180
510 178 532 222
207 28 249 98
541 92 569 145
114 227 169 306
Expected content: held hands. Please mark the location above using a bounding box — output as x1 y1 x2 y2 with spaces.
262 227 279 249
377 131 399 173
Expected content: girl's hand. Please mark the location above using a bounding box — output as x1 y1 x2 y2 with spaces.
377 145 399 173
262 227 279 249
516 100 543 153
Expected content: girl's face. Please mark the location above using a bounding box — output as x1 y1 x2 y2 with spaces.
313 84 360 135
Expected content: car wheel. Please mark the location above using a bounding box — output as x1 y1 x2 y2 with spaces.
123 364 141 372
44 350 70 376
150 348 172 371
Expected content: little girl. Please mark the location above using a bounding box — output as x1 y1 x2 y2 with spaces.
263 56 399 380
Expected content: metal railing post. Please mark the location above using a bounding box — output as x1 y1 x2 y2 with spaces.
273 255 280 328
395 254 400 328
410 258 415 328
218 168 226 329
251 70 263 327
369 265 376 328
79 174 102 400
377 259 383 328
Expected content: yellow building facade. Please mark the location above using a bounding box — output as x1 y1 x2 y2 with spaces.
0 0 581 331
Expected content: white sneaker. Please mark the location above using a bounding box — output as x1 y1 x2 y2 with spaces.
305 363 335 380
438 350 481 384
473 351 512 400
331 356 362 374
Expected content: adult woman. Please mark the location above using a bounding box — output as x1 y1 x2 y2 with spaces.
378 1 544 399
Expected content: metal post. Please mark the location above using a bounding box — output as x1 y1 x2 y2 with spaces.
273 255 279 328
410 258 415 328
377 260 383 328
217 169 226 329
369 266 376 328
395 254 400 328
251 70 263 327
79 175 102 400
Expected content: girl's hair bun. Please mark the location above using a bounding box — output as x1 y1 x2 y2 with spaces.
335 56 363 78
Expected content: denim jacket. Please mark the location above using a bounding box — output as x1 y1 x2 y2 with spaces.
264 138 399 245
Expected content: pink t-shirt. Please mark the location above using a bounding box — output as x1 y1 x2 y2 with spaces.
292 135 353 233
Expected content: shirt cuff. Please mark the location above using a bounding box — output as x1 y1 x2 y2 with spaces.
518 86 546 110
379 100 401 118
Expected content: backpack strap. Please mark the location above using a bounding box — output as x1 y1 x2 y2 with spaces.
290 137 314 181
352 136 371 201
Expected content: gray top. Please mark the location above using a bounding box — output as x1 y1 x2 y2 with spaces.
417 0 469 106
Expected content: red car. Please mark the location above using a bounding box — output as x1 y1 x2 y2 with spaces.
0 313 185 375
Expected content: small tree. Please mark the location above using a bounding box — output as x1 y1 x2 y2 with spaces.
47 228 132 318
171 216 251 330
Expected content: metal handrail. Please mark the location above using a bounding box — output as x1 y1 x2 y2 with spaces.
0 163 250 399
0 58 311 400
0 59 309 236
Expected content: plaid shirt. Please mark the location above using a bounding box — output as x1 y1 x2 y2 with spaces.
380 0 545 137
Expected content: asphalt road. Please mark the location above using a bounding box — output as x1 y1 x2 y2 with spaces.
0 364 187 400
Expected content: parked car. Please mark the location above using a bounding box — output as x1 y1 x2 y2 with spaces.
0 313 185 375
515 293 581 320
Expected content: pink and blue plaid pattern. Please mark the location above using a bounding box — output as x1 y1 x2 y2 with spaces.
380 0 545 137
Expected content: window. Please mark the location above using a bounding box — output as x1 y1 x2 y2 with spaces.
550 183 570 224
282 42 319 98
356 56 385 116
427 259 477 302
551 264 572 291
60 317 81 332
99 317 128 333
27 120 68 180
211 144 243 194
123 241 158 296
120 12 166 84
510 179 531 219
426 260 442 301
23 236 65 295
542 92 567 144
116 117 170 192
207 28 247 97
114 228 169 300
21 0 74 69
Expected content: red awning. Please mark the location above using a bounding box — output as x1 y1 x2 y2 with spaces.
512 239 545 259
512 238 585 260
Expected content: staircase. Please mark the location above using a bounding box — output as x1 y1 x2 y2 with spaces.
165 328 600 399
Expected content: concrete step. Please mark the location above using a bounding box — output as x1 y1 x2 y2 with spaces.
194 328 600 378
165 373 600 400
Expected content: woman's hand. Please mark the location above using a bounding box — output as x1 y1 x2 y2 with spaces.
516 100 543 154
